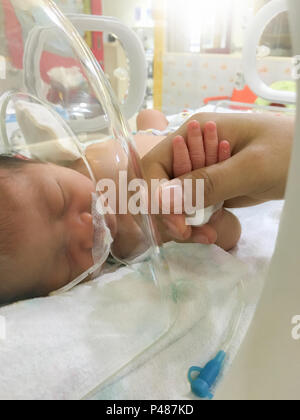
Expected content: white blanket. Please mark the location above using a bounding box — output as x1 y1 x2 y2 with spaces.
89 201 284 400
0 201 283 400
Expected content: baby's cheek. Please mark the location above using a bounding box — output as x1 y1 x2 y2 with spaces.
37 254 72 296
73 251 94 279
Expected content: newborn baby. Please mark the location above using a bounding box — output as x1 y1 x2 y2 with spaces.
0 117 240 304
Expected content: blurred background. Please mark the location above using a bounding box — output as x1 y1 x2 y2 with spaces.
0 0 294 116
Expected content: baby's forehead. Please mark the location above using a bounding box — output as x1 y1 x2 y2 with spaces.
0 160 45 180
0 164 55 234
0 169 42 280
12 162 56 191
0 170 24 210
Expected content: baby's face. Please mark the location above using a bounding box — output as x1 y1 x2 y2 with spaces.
1 163 99 301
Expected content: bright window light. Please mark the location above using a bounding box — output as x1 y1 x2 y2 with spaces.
167 0 234 52
187 0 233 52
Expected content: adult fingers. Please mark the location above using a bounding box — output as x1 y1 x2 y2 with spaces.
162 147 261 208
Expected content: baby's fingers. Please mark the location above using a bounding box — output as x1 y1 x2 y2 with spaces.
187 121 205 170
173 136 192 177
204 121 219 166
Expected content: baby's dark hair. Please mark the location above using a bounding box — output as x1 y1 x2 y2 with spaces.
0 154 41 252
0 154 37 170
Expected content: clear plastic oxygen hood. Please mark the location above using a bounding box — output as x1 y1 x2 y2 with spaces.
0 0 164 287
0 0 177 394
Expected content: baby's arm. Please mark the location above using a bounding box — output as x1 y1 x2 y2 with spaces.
172 120 241 251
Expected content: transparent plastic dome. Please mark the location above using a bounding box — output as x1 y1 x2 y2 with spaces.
0 0 177 397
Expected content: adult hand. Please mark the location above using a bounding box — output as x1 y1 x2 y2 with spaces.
142 112 294 209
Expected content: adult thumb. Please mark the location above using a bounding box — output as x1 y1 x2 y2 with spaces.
177 152 251 208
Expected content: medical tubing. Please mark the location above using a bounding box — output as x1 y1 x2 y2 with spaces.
188 277 246 399
222 278 246 353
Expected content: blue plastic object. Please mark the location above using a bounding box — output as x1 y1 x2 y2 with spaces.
188 351 226 400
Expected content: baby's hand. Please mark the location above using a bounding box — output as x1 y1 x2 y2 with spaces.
167 120 231 244
173 120 231 178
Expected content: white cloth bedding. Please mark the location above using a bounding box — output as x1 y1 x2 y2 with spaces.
0 200 284 400
89 201 284 400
